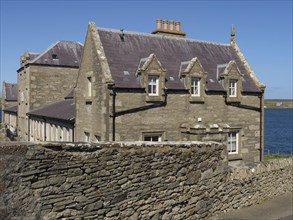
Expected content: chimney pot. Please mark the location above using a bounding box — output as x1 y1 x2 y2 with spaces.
156 18 162 30
175 21 181 32
163 19 168 30
170 20 174 31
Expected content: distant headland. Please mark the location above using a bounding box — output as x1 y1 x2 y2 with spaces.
264 99 293 109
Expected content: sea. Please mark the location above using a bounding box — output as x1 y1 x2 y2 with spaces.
0 108 292 155
264 108 293 155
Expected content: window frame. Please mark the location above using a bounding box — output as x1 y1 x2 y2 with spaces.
84 132 90 142
191 77 201 97
60 127 64 141
55 125 58 142
143 133 162 142
94 135 101 143
227 131 239 154
87 76 92 97
148 75 159 96
229 79 237 97
66 128 70 142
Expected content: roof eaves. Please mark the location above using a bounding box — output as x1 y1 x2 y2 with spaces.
28 113 75 123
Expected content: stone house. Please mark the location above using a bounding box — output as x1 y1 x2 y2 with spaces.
26 90 75 142
1 82 18 136
1 82 17 120
17 41 83 140
75 20 265 163
2 106 17 137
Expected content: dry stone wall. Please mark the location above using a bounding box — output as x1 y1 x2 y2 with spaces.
0 142 292 220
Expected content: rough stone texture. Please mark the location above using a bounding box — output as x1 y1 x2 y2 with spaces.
75 23 112 142
0 142 291 220
1 82 18 125
75 23 263 163
17 65 78 141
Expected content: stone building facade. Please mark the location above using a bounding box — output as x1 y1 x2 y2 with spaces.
27 91 75 142
1 82 17 122
75 20 265 163
2 106 17 137
17 41 82 140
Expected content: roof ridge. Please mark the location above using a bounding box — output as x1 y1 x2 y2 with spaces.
54 40 84 46
96 27 230 47
29 41 61 63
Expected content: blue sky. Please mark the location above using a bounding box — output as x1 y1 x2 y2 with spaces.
0 0 292 99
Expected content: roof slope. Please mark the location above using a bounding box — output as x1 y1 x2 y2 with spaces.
27 99 75 122
28 52 40 60
29 41 83 67
97 28 259 92
3 105 17 113
5 83 18 101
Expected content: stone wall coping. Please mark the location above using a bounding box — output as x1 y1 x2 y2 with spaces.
0 140 223 150
0 141 225 156
230 158 293 180
40 141 224 152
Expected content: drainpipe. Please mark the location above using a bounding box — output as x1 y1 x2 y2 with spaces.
109 86 116 141
9 113 11 130
108 83 168 142
259 91 264 161
72 125 75 143
27 115 30 141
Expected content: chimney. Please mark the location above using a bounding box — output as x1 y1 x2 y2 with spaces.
175 21 181 32
170 20 174 31
156 18 162 30
163 19 168 30
152 19 186 38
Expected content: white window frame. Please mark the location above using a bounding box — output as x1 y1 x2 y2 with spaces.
191 77 200 97
85 132 90 142
143 134 162 142
50 124 54 141
60 127 64 141
66 128 70 142
227 131 238 154
87 76 92 97
55 125 58 142
229 79 237 97
40 121 44 141
148 75 159 96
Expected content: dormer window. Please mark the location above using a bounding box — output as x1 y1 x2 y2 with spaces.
218 60 243 103
229 79 237 97
136 53 166 102
191 77 200 97
148 75 159 96
52 54 58 59
179 57 206 103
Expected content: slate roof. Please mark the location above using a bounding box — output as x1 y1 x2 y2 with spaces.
24 41 83 68
3 105 17 113
64 89 74 99
28 52 40 60
97 28 260 93
5 83 18 101
27 99 75 122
